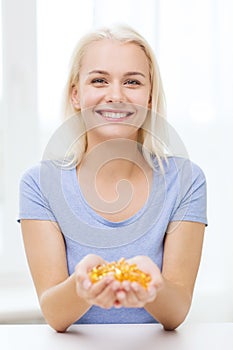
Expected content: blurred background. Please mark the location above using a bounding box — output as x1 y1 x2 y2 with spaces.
0 0 232 324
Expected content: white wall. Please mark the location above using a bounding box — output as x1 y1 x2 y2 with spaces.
0 0 39 273
0 0 232 323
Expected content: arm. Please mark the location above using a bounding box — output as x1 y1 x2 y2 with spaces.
144 221 205 330
114 221 205 330
21 219 91 332
21 219 121 332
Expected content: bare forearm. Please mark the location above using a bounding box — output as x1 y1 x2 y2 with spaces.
145 278 192 330
40 273 91 332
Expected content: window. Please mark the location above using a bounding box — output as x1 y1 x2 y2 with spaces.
37 0 94 142
37 0 159 154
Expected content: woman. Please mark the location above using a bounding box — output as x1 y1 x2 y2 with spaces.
18 26 207 332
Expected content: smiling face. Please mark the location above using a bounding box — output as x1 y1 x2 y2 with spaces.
72 39 151 146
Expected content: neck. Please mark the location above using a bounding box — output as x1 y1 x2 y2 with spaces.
77 137 153 216
82 138 147 181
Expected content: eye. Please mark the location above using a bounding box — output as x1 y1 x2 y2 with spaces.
91 78 108 85
124 79 141 86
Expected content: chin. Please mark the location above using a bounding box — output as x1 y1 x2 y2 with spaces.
92 124 139 140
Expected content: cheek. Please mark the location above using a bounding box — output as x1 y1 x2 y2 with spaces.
129 90 150 107
80 88 105 109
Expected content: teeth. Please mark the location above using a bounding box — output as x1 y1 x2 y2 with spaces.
100 112 130 119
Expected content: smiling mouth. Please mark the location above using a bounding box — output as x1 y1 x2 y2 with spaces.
95 110 134 120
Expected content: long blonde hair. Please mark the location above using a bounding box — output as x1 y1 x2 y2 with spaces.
63 25 168 171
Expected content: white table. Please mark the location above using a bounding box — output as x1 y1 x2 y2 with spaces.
1 323 233 350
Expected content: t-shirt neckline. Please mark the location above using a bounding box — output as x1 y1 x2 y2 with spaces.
71 167 157 227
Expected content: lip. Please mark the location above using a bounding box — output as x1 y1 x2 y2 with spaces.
95 109 135 121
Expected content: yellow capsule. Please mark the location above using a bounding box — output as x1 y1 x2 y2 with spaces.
88 258 152 288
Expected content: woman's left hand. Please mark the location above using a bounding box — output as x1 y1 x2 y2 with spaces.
113 256 164 308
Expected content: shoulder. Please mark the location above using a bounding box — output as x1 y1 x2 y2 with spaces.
152 156 207 199
20 161 76 200
20 160 70 179
19 160 63 190
162 157 208 225
19 163 41 187
155 156 206 182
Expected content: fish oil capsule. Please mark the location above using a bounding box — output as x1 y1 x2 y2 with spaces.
89 258 151 288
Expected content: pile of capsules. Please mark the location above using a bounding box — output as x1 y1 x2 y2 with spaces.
89 258 151 289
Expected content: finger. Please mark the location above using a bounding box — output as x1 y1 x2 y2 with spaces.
75 254 106 279
131 282 146 299
128 283 146 305
75 256 109 298
76 275 91 298
120 282 156 307
146 285 157 302
116 286 141 307
94 281 120 309
111 281 124 308
87 276 115 299
121 280 131 292
132 282 157 303
115 291 128 307
76 274 111 300
153 276 164 290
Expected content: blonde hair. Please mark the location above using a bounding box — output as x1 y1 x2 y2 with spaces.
63 25 168 171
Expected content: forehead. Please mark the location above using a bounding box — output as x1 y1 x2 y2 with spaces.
80 39 150 76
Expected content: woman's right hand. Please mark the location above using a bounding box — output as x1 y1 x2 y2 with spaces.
75 254 121 309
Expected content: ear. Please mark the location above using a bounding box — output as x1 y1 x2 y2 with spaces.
71 85 80 109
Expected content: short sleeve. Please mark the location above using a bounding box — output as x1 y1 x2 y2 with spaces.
18 164 57 223
170 161 208 225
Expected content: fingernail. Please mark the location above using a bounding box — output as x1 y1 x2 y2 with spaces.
112 282 120 291
122 281 130 291
132 283 139 291
83 279 91 290
117 291 125 300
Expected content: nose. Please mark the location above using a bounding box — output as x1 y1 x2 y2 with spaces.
105 82 125 103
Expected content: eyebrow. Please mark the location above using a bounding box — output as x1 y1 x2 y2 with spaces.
88 70 146 78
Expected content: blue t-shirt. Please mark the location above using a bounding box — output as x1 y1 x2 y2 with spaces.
18 156 207 324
